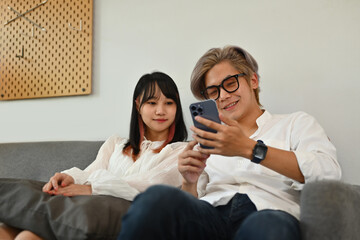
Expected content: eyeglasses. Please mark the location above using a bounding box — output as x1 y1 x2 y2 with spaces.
201 73 245 100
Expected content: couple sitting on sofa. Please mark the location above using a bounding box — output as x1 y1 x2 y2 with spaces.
0 45 341 240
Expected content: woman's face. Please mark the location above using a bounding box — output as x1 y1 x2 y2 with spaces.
138 86 177 141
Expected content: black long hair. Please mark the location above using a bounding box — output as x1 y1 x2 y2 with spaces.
123 72 187 161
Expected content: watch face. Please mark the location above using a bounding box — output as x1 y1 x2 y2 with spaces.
254 144 266 159
252 140 268 163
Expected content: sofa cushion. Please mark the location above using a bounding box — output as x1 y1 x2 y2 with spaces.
0 178 131 240
300 180 360 240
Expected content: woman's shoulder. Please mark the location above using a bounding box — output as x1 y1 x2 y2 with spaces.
103 135 128 146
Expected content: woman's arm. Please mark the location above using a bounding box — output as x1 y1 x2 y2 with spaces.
61 135 126 184
43 135 125 193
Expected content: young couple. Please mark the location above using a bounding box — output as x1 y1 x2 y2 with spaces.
1 45 341 240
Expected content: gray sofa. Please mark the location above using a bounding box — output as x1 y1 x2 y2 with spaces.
0 140 133 240
1 140 360 240
0 141 104 182
300 180 360 239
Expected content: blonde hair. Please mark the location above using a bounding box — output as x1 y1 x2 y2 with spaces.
190 45 261 106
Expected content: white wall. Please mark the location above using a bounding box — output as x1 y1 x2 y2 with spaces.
1 0 359 184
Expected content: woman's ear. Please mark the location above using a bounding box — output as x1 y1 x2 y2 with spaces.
250 72 259 89
135 99 141 113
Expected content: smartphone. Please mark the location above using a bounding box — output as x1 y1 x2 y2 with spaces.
189 99 221 149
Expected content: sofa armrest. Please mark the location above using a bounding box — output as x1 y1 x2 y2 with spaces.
300 180 360 240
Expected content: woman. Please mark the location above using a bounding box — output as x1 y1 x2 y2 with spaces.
0 72 188 240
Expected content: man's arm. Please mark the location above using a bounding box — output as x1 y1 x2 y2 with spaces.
191 115 305 183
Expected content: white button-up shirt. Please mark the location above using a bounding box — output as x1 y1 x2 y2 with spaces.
198 111 341 219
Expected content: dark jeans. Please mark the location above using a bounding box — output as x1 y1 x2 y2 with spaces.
117 185 300 240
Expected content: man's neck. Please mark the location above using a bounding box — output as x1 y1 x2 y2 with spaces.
237 108 264 137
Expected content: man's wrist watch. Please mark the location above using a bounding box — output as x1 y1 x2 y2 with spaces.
251 140 268 164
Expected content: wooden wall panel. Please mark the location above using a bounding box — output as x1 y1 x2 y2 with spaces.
0 0 93 100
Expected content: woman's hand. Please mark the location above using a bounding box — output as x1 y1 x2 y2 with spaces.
47 184 92 196
178 141 209 196
191 114 255 159
42 173 75 193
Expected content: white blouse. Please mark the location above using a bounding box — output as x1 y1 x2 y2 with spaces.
62 135 187 201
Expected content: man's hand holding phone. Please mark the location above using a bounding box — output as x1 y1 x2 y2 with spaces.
190 106 253 158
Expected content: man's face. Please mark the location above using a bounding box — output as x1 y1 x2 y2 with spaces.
204 61 259 123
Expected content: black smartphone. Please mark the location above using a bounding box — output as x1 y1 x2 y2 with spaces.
189 99 221 149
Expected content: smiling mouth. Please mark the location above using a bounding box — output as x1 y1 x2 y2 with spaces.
154 119 167 122
223 100 239 110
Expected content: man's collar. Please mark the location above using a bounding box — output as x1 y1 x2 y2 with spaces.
250 110 271 138
256 109 271 128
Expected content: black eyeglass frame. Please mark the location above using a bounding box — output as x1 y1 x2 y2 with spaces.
201 73 246 100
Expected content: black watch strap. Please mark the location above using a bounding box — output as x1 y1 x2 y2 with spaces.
251 140 268 164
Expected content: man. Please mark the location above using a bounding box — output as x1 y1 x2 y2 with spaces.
118 46 341 240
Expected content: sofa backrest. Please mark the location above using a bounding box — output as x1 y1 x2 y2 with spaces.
0 141 104 182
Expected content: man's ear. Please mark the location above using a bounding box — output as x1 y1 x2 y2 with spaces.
250 72 259 89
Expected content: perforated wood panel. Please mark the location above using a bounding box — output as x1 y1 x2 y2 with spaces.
0 0 93 100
